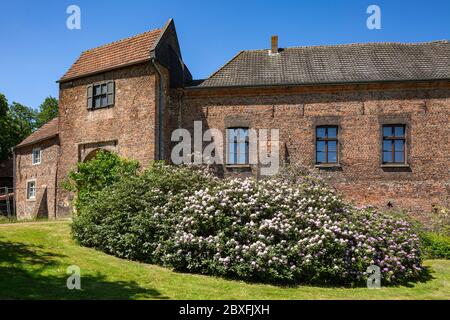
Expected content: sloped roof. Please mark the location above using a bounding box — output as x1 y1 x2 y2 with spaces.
60 28 163 81
196 40 450 88
16 118 59 149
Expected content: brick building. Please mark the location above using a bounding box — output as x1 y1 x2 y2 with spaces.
14 19 450 219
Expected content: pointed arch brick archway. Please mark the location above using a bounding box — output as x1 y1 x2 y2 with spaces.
78 140 118 162
83 148 111 162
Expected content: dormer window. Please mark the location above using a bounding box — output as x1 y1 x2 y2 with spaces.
87 81 115 109
32 148 41 165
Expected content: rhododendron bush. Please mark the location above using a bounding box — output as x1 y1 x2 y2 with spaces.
71 160 423 285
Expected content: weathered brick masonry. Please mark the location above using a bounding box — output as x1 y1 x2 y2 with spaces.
14 136 59 219
55 63 163 217
170 82 450 215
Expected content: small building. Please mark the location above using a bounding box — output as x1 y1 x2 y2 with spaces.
14 118 59 219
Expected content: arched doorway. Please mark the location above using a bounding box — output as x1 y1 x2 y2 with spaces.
83 148 110 162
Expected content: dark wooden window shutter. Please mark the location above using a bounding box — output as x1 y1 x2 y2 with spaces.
107 81 115 106
87 85 93 109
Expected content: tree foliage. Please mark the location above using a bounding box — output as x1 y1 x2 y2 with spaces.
36 96 58 128
0 92 58 160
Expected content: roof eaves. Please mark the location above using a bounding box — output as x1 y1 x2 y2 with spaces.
186 77 450 90
57 58 152 83
15 133 59 150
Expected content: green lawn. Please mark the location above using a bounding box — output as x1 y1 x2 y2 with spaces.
0 221 449 300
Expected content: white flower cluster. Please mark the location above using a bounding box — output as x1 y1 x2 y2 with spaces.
158 176 422 284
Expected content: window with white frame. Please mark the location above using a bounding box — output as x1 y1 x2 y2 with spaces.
227 128 249 165
27 180 36 200
32 148 41 165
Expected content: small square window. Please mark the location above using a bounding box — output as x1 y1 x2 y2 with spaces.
87 81 115 109
32 148 41 165
27 180 36 200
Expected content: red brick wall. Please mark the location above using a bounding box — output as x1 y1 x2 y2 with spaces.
14 137 59 219
56 62 164 217
169 82 450 215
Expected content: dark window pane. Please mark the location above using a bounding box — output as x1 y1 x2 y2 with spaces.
101 84 107 94
394 126 405 137
328 152 337 163
395 152 404 163
327 127 337 138
317 127 326 138
328 141 337 152
383 152 392 163
394 140 404 152
316 152 326 163
94 96 101 107
316 141 326 152
94 85 101 95
383 126 392 137
101 95 107 107
383 140 392 152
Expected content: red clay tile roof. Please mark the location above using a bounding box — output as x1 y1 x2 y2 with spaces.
16 118 59 148
60 28 162 81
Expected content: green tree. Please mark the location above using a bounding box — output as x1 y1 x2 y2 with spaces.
36 96 58 128
0 93 7 117
9 102 37 135
0 93 11 159
0 94 37 159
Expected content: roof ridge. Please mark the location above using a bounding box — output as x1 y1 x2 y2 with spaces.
240 40 450 53
82 27 162 54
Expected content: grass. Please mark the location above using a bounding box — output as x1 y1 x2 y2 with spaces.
0 221 449 300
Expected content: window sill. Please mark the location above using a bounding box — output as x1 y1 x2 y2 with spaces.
26 198 36 202
381 164 410 168
225 164 252 168
88 104 114 111
315 163 341 168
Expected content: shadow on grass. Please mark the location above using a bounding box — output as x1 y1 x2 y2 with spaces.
0 239 168 299
171 264 435 289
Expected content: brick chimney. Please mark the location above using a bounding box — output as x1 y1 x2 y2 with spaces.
271 35 279 54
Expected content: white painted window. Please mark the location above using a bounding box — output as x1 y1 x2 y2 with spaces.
32 148 41 165
27 180 36 200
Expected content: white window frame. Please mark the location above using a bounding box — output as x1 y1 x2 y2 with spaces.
226 127 250 165
26 180 37 200
32 147 42 165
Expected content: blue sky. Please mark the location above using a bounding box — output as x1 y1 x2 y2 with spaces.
0 0 449 109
